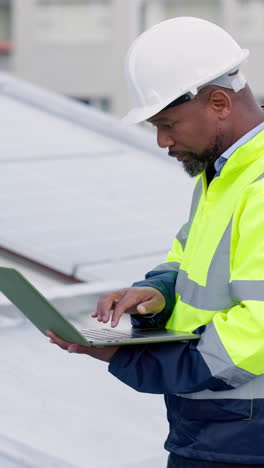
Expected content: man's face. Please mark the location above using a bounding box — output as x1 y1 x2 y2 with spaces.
148 95 225 177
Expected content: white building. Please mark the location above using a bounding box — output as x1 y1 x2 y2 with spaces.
0 0 264 116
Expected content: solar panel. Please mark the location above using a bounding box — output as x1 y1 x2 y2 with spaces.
0 95 123 161
0 75 194 284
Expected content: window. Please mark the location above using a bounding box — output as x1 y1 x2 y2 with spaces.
141 0 222 31
233 0 264 40
34 0 113 43
0 2 12 53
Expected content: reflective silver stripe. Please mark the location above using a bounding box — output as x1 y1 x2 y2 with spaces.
174 173 264 400
176 221 236 310
174 178 203 251
197 322 254 387
176 269 234 310
229 173 264 302
231 280 264 302
189 177 203 225
152 262 180 272
253 173 264 183
176 375 264 399
176 222 189 250
176 172 264 311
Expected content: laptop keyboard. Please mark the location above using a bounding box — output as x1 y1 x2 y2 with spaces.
81 328 132 342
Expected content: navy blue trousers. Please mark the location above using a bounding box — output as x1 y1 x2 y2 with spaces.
167 453 264 467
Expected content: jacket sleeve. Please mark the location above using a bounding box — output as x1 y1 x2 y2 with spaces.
196 182 264 388
108 335 233 394
130 222 188 328
109 181 264 394
108 229 233 394
130 270 178 328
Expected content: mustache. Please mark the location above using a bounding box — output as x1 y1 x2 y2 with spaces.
168 150 195 158
169 150 183 157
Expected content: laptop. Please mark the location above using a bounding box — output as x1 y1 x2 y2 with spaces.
0 267 200 347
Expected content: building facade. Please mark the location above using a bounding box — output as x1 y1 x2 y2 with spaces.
1 0 264 116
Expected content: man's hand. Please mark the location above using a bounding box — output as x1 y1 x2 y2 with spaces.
47 330 119 363
92 286 166 327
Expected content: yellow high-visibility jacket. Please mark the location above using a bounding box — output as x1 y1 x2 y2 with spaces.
167 129 264 388
110 130 264 464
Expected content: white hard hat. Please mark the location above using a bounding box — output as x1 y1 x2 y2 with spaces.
123 17 249 125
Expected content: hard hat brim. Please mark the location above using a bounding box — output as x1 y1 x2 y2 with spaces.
122 102 169 126
123 48 249 125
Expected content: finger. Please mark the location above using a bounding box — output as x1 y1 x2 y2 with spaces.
136 296 165 315
68 344 119 363
68 344 109 357
68 344 94 354
95 296 116 322
111 295 140 327
96 290 128 323
46 330 73 350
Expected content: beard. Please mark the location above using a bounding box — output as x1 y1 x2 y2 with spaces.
168 150 218 176
168 137 222 177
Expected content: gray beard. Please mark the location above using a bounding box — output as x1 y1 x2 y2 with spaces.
169 135 224 177
182 151 218 177
169 138 222 177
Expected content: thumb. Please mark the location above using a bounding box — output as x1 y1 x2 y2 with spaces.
136 296 164 315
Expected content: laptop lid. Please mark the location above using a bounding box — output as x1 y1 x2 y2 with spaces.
0 268 200 347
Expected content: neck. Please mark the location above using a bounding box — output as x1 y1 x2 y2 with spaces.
230 105 264 147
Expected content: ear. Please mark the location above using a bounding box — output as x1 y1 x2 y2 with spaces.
208 89 232 119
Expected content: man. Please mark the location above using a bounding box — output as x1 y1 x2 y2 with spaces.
48 17 264 467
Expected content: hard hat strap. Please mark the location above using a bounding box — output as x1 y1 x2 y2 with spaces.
162 93 192 111
162 69 246 113
200 69 247 93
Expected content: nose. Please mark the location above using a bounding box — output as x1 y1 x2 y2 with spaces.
156 129 174 148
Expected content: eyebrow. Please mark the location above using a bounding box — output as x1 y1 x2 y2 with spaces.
147 118 172 124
